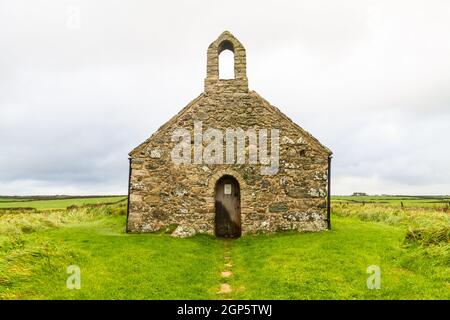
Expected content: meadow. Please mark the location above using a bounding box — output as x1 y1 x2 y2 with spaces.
0 195 448 299
333 195 450 208
0 196 126 210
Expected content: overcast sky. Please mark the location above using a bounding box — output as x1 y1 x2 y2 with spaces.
1 0 449 195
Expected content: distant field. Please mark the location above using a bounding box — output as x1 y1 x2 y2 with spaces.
1 195 448 210
0 196 127 210
332 195 450 208
0 198 33 202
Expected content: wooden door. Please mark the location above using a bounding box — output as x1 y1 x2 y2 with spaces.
215 175 241 238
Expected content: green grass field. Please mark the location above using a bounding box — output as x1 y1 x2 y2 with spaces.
0 196 448 299
333 195 450 208
0 196 127 210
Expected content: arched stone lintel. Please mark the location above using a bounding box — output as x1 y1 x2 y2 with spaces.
208 169 247 191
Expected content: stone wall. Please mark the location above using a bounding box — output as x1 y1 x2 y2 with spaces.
127 31 331 236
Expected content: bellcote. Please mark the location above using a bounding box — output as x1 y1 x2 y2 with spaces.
204 31 249 93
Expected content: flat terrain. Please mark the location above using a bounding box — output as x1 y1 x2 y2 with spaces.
0 196 448 299
333 195 450 208
0 196 126 210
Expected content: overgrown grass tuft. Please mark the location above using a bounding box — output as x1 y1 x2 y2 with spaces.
0 203 127 237
332 203 449 227
405 225 450 246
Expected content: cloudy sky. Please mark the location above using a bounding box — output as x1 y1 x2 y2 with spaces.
1 0 449 195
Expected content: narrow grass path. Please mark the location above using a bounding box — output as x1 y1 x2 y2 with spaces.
217 240 233 299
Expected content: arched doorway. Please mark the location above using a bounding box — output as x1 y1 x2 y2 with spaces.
215 175 241 238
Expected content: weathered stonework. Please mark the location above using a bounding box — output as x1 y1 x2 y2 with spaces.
127 31 332 236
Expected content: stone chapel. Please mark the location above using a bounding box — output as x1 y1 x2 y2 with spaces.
126 31 332 237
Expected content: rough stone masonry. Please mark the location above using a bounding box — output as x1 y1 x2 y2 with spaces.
126 31 332 237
